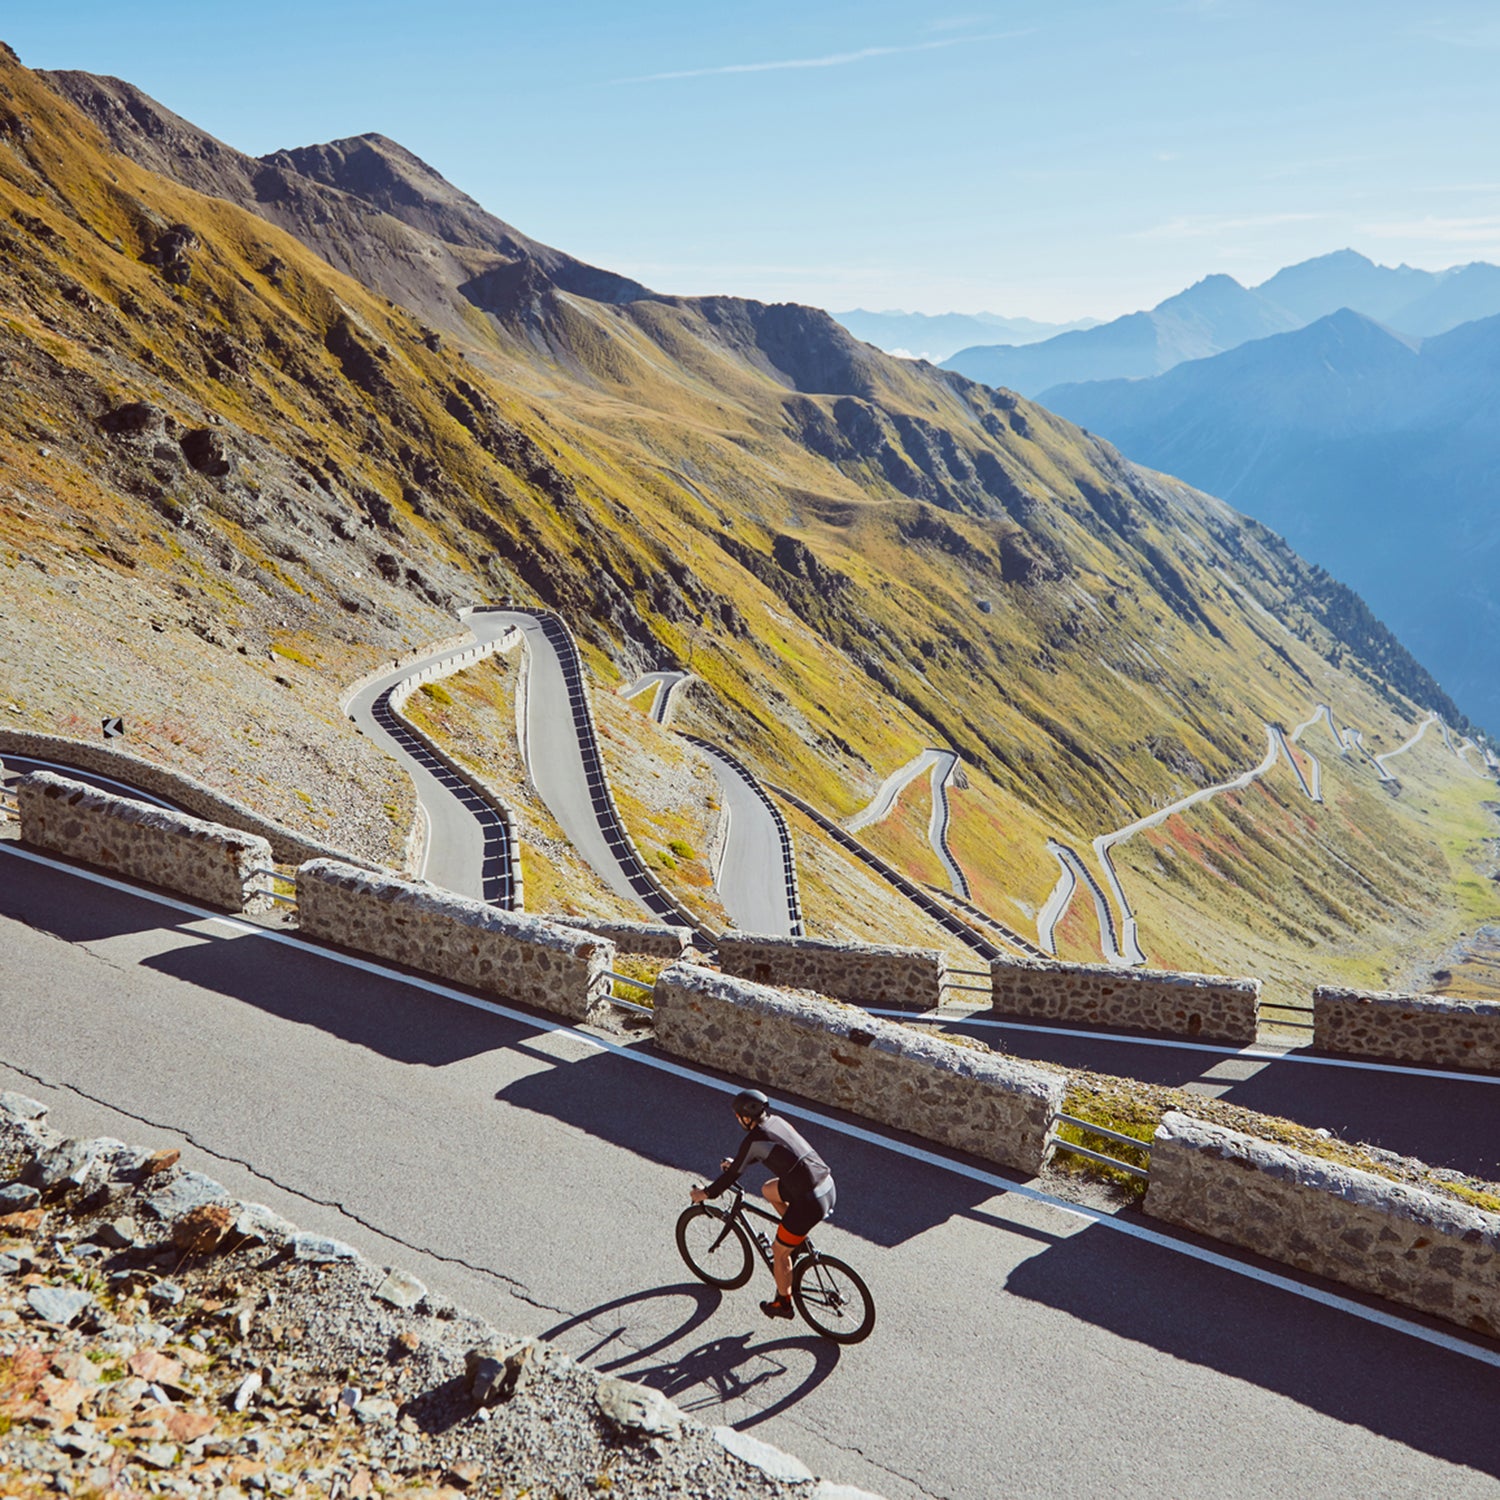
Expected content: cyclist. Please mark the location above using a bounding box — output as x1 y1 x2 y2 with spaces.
690 1088 836 1320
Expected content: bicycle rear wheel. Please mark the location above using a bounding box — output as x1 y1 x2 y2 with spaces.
675 1205 755 1289
791 1253 875 1343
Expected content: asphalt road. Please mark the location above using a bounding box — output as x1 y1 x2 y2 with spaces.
344 619 520 901
690 739 799 937
3 844 1499 1499
488 610 643 909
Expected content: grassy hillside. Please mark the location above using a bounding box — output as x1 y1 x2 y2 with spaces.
2 43 1495 1005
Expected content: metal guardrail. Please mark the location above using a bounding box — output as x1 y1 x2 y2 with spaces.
601 968 655 1015
249 867 298 907
1051 1111 1153 1179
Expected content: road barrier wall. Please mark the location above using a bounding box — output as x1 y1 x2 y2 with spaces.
1313 986 1500 1073
296 859 613 1020
545 916 693 959
0 729 359 867
17 771 273 912
652 963 1062 1175
990 954 1260 1044
717 932 950 1012
1144 1111 1500 1337
387 671 523 911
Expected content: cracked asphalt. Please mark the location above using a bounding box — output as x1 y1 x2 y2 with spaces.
4 844 1500 1499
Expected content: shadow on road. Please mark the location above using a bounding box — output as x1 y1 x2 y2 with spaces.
975 1020 1500 1180
139 926 536 1069
495 1037 1058 1254
0 847 187 945
1003 1215 1500 1478
541 1283 842 1429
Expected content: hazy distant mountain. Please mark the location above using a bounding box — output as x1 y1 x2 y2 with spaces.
833 309 1097 363
943 251 1500 397
942 274 1303 394
1043 308 1500 729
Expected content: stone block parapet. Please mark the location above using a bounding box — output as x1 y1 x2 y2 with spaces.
18 771 273 912
717 933 949 1012
296 859 613 1020
652 964 1062 1175
545 916 693 959
1145 1110 1500 1335
1313 986 1500 1072
0 729 360 867
989 954 1259 1043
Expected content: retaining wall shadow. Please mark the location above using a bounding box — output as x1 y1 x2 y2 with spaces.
1001 1215 1500 1478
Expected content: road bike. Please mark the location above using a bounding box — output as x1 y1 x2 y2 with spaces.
675 1182 875 1344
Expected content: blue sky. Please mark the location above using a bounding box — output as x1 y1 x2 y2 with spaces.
8 2 1500 321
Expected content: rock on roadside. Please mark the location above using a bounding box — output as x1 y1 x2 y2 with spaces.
0 1092 885 1499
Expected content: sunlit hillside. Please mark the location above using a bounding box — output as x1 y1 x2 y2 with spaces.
2 44 1495 1012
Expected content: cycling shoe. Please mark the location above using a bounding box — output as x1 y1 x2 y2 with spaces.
760 1297 794 1320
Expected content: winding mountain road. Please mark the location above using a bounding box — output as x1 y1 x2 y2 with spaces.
343 620 522 903
848 749 970 899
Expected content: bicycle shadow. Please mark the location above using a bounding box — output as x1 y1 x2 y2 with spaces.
540 1283 841 1429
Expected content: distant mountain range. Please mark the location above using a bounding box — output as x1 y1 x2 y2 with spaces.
832 308 1098 363
941 251 1500 396
1043 308 1500 730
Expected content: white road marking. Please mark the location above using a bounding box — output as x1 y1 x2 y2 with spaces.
6 843 1499 1369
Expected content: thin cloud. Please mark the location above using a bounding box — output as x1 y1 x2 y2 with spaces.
1359 215 1500 245
618 31 1028 85
1131 212 1328 241
1414 19 1500 48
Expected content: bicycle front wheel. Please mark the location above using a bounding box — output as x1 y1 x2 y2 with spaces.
792 1253 875 1343
675 1205 755 1289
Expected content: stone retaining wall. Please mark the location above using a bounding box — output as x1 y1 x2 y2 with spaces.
387 673 523 911
717 933 949 1012
0 729 360 868
18 771 273 913
990 954 1260 1043
652 964 1062 1175
1144 1111 1500 1336
296 859 613 1020
1313 986 1500 1073
545 916 693 960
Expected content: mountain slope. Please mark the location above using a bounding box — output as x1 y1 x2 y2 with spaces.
1043 310 1500 728
3 44 1494 1013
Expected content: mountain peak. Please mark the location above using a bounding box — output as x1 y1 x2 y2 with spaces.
264 133 483 219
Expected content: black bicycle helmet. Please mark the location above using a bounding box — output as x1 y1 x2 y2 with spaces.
732 1088 770 1121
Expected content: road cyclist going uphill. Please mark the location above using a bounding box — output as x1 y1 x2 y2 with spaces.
680 1089 874 1342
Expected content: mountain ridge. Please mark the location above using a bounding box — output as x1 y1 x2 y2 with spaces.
942 250 1500 396
1042 309 1500 728
3 44 1493 1012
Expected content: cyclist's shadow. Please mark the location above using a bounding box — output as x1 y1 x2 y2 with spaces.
542 1282 841 1429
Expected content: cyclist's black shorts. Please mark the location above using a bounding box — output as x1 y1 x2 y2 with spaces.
778 1177 836 1245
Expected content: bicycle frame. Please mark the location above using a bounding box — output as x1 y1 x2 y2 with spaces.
714 1183 814 1269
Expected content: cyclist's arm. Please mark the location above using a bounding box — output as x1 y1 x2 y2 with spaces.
703 1133 757 1197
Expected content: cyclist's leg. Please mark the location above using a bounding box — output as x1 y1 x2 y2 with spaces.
772 1188 830 1301
761 1177 786 1216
